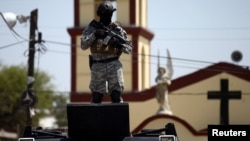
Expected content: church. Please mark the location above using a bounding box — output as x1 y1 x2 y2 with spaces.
67 0 250 141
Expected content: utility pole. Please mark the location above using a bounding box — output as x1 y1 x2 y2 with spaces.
26 9 38 126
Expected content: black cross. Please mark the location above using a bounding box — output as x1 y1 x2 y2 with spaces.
207 79 241 125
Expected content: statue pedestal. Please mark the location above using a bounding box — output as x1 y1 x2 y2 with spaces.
157 109 173 115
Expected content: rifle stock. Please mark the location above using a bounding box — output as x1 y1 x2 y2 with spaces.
90 20 129 46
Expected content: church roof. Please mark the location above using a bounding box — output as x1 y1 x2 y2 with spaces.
170 62 250 91
122 62 250 101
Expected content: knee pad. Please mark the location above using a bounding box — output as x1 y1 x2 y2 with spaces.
110 90 122 103
92 92 103 103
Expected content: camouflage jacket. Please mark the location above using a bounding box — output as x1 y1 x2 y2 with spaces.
81 20 133 60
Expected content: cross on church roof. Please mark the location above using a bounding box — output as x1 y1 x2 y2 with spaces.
207 79 241 125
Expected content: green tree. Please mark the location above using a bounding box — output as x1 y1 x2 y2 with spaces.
0 63 56 137
52 94 68 127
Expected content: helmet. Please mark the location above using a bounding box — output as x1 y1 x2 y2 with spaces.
97 1 116 16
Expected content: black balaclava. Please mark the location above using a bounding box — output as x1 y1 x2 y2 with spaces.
99 11 113 26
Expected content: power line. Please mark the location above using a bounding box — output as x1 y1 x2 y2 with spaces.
32 39 250 70
149 27 250 31
45 40 73 46
0 40 28 49
2 38 249 72
153 37 250 41
1 34 249 80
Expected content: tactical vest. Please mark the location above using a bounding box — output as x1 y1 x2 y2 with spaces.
90 38 122 56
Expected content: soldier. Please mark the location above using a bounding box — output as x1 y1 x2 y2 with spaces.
81 1 133 103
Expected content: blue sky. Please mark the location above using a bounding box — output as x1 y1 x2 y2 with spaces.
1 0 250 92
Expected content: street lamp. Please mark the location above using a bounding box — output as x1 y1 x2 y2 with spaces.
1 12 30 40
0 12 29 29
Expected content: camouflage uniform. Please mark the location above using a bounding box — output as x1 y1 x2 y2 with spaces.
81 20 133 103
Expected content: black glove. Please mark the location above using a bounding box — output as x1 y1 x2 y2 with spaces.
94 29 107 38
110 37 123 49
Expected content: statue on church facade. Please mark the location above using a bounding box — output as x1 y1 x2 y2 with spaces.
155 49 173 115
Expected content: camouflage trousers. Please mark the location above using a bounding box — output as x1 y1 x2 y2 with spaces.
89 60 124 95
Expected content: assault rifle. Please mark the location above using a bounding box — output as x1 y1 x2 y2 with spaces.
90 20 130 46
